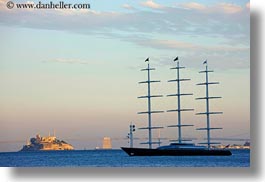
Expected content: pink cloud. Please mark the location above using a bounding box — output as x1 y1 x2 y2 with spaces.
141 0 163 9
181 2 206 10
122 4 135 10
218 3 242 14
179 2 243 14
246 2 250 9
137 38 248 53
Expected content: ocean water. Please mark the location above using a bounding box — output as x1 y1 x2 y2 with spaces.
0 149 250 167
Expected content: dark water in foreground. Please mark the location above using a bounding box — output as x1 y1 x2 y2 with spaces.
0 149 250 167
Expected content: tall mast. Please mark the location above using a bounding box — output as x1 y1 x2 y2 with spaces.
138 58 163 149
196 60 223 149
167 57 193 143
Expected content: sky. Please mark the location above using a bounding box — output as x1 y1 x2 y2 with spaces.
0 0 250 151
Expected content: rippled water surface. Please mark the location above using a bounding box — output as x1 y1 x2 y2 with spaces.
0 149 250 167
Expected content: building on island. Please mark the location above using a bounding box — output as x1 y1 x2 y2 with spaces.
20 133 74 151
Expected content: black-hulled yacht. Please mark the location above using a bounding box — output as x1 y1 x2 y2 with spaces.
121 58 231 156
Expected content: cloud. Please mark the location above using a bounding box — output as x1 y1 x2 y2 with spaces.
140 0 163 9
180 2 243 14
246 2 250 9
26 1 34 4
181 2 206 10
0 1 249 70
124 36 249 70
132 37 248 52
43 58 90 65
218 3 242 14
0 1 249 42
122 4 135 10
0 0 7 10
137 39 196 50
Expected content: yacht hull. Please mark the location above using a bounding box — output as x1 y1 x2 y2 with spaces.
121 147 232 156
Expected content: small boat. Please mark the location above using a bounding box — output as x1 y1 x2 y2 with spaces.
121 57 232 156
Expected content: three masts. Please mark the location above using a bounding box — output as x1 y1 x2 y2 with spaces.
121 57 232 156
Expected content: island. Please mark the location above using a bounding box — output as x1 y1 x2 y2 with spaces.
20 134 74 151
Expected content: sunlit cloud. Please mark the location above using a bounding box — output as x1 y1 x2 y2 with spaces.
135 38 248 52
54 8 91 15
125 36 249 69
179 2 243 14
140 0 163 9
180 2 206 10
0 1 249 39
122 4 135 10
246 2 250 9
218 3 242 14
0 0 249 70
0 0 9 11
138 39 196 50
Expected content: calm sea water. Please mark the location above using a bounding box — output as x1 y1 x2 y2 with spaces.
0 149 250 167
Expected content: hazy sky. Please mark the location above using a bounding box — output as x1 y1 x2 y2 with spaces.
0 0 250 151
